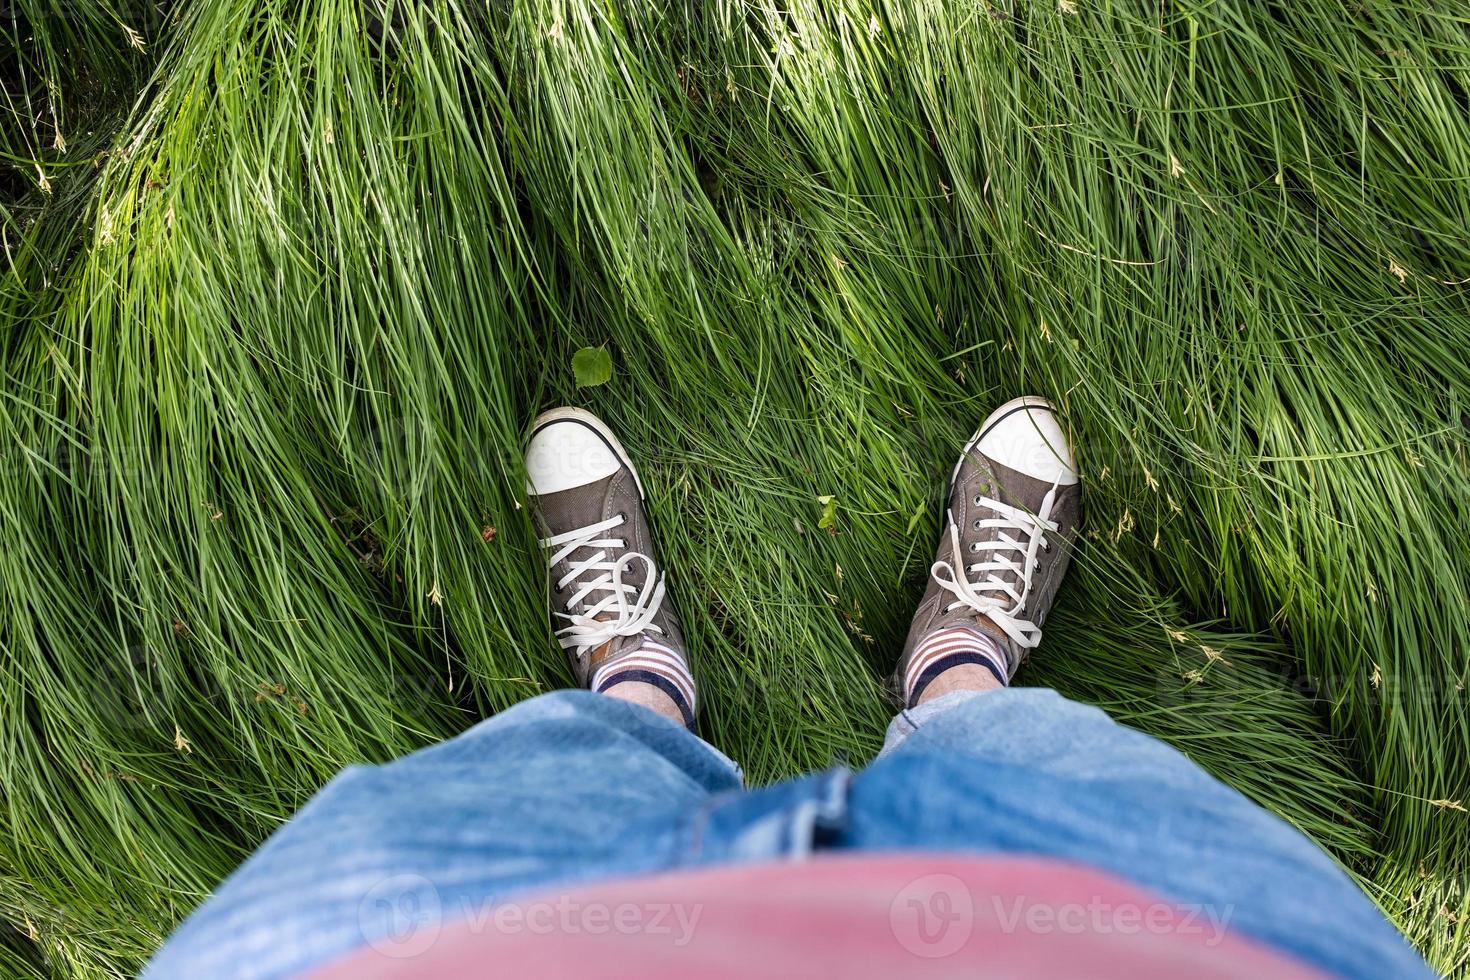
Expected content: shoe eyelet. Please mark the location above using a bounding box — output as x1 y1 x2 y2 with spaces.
968 542 980 553
973 495 983 506
972 519 982 531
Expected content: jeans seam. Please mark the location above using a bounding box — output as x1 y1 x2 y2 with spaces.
683 786 742 862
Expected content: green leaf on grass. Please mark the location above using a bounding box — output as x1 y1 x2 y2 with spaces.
906 500 928 534
572 346 612 387
816 494 838 530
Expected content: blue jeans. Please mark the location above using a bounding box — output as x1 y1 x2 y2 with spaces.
145 688 1427 979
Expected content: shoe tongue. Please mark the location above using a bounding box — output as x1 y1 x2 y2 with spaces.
957 522 1024 602
980 583 1016 606
540 475 651 609
591 631 645 666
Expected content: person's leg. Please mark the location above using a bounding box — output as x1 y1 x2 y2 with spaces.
859 396 1428 979
524 407 699 729
147 410 731 979
891 394 1080 709
852 689 1428 978
144 691 740 980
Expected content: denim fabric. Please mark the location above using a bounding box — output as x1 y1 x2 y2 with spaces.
145 688 1429 980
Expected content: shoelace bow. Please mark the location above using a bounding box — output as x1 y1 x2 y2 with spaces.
929 481 1061 651
541 514 665 660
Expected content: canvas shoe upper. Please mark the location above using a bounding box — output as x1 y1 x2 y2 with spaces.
897 396 1082 693
525 408 688 695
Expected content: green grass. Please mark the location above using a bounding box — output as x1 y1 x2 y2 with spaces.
2 0 1468 974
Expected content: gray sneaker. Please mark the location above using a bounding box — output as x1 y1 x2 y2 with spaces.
525 408 693 721
896 396 1082 700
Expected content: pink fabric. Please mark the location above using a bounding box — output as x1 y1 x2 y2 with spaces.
313 853 1323 979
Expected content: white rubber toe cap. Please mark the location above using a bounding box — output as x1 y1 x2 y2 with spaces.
525 417 623 496
976 396 1079 486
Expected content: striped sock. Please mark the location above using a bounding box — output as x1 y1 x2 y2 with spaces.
903 626 1009 708
592 639 697 730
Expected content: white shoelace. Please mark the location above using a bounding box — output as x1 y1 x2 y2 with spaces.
541 515 666 660
929 483 1060 650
